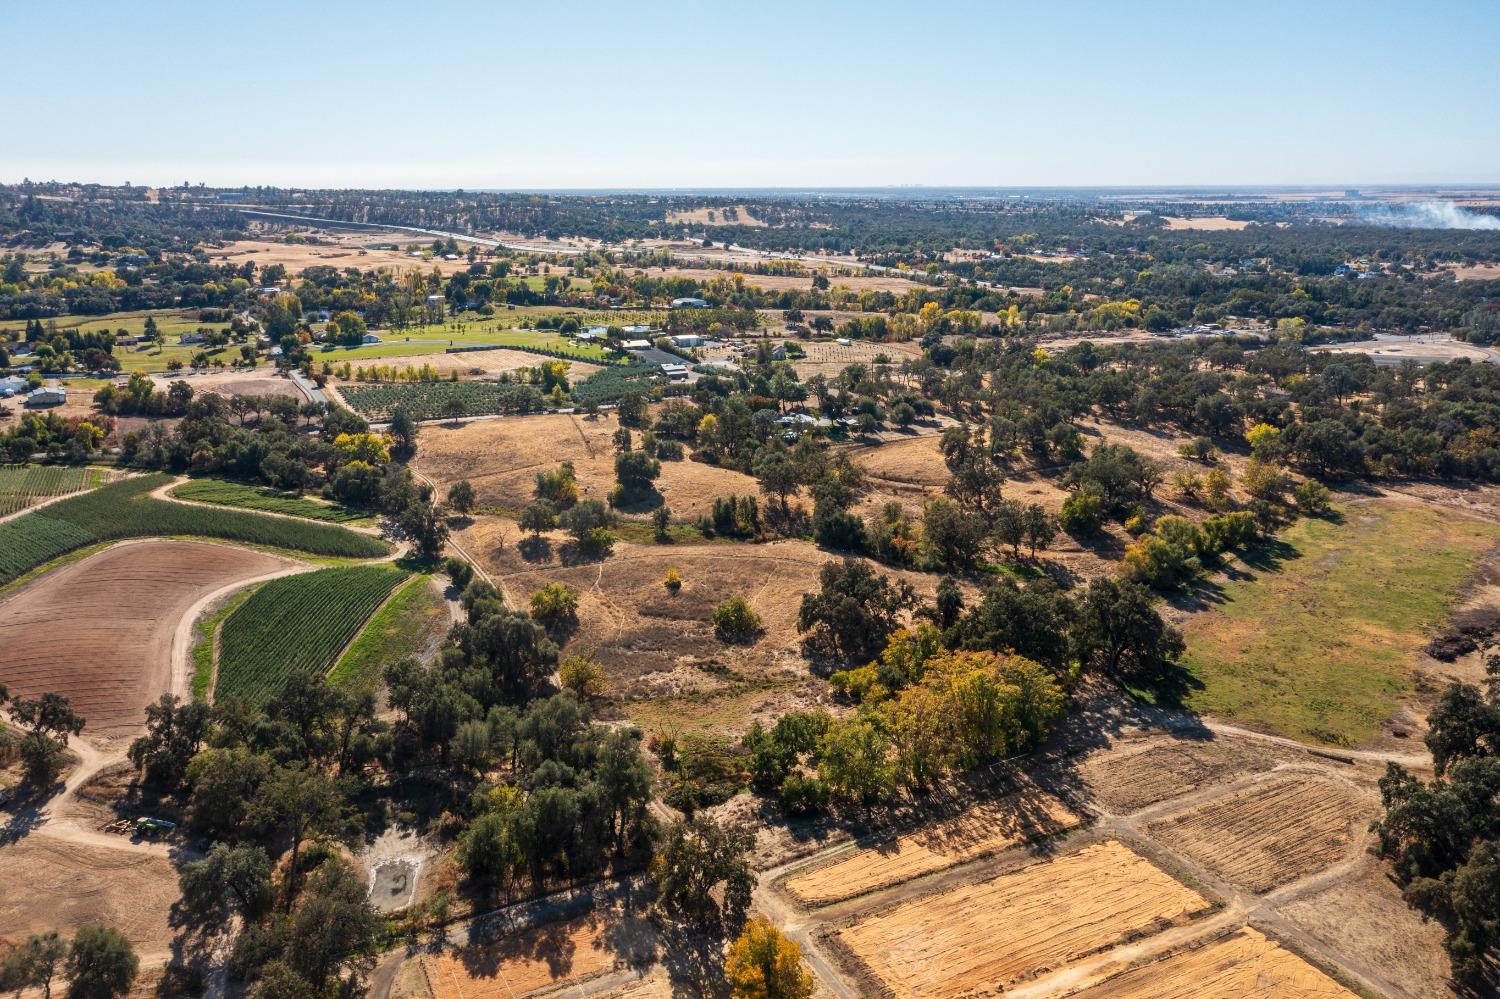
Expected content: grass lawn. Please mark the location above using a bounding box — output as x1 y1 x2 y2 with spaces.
328 574 449 692
1170 500 1500 746
620 680 797 737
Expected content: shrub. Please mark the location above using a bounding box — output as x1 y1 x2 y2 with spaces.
443 556 474 590
1294 478 1333 514
777 775 829 817
1058 490 1104 536
529 582 579 630
663 567 683 591
713 596 762 642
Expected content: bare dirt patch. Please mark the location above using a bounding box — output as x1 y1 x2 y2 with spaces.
1063 927 1358 998
1162 216 1252 231
0 540 291 740
1275 859 1454 999
784 786 1079 907
665 205 768 227
419 909 657 999
0 836 179 955
332 347 602 381
157 368 305 401
830 840 1211 997
204 236 479 275
1146 775 1374 893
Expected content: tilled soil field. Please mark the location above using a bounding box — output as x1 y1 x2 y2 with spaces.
0 539 291 738
784 787 1080 908
1063 927 1357 998
1145 775 1374 893
830 840 1211 997
0 837 179 955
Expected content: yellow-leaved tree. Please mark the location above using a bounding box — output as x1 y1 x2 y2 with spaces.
724 917 815 999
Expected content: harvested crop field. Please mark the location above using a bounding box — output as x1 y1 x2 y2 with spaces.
784 786 1079 907
417 411 760 521
0 539 290 738
831 840 1210 997
790 338 922 378
1146 776 1373 893
1064 927 1357 998
419 911 656 999
0 836 179 954
330 346 602 380
1077 737 1277 814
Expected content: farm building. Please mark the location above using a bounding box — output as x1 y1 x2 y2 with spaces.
670 297 709 308
622 339 653 351
621 324 653 335
26 386 66 407
659 363 690 381
361 333 383 344
670 334 704 348
0 376 28 396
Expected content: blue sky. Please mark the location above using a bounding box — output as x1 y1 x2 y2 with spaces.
8 0 1498 189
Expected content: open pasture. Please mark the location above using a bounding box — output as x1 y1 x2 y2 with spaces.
0 539 289 738
417 410 761 521
216 564 408 703
831 840 1211 997
1145 775 1373 893
1064 927 1357 999
0 463 96 516
784 786 1079 908
1176 498 1500 746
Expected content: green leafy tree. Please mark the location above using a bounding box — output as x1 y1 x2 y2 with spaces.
65 927 137 999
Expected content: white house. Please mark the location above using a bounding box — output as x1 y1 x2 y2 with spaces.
361 333 383 345
623 339 652 351
670 297 709 309
0 376 28 397
621 324 653 335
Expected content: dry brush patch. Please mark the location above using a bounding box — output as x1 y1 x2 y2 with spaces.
1145 775 1375 894
829 840 1212 998
1061 927 1358 999
783 786 1080 908
0 539 290 738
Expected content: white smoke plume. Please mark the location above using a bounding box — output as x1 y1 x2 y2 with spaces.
1356 201 1500 230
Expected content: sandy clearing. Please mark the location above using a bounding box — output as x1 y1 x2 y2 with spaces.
153 368 306 401
1162 216 1252 231
0 835 180 954
0 540 292 739
784 787 1080 908
833 840 1211 997
1063 927 1357 998
1146 776 1374 894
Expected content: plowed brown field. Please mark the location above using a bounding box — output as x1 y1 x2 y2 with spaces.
0 540 289 738
1146 777 1373 893
421 912 655 999
1064 927 1357 998
833 841 1211 997
785 787 1079 907
0 837 179 954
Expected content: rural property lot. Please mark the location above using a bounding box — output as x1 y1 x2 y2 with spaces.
829 840 1212 997
783 785 1079 908
1144 774 1374 893
0 837 180 957
1063 927 1357 999
416 410 760 522
0 539 291 738
1077 737 1278 814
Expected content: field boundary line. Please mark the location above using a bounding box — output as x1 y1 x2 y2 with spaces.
328 570 421 683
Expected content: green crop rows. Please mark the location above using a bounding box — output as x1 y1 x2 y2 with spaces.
0 473 389 585
571 363 668 404
171 477 370 523
339 381 549 421
0 464 95 516
216 565 408 703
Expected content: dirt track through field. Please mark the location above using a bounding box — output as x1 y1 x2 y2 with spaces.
1145 776 1373 893
0 540 292 739
833 840 1211 997
1063 927 1357 998
785 788 1079 907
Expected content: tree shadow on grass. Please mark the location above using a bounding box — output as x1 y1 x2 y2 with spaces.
518 535 554 564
